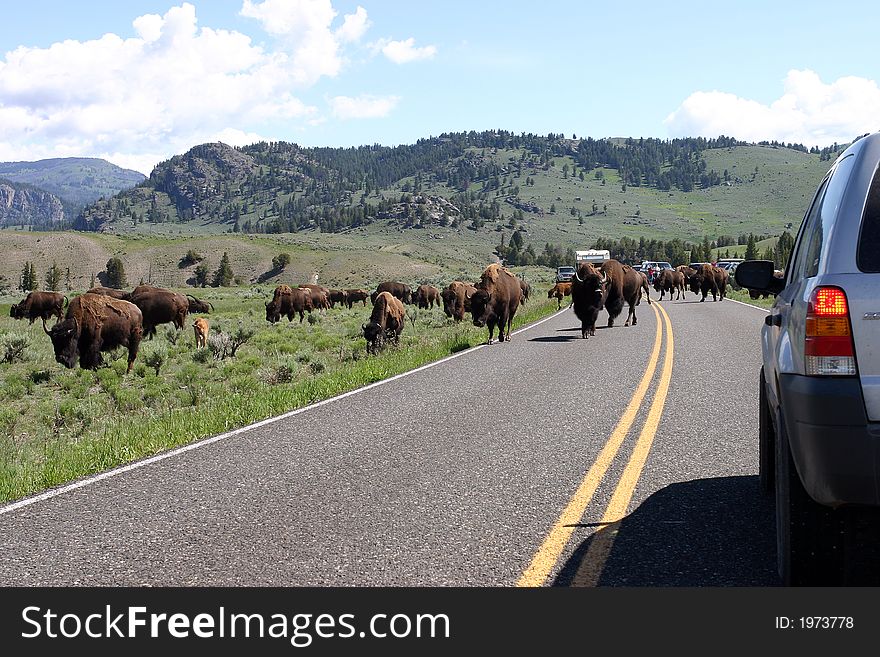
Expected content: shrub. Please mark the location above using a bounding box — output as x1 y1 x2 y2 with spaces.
192 348 211 364
164 326 180 345
144 345 168 376
1 333 30 364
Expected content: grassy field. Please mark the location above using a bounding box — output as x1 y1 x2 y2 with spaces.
0 280 558 503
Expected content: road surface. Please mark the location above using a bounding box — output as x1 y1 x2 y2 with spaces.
0 295 779 586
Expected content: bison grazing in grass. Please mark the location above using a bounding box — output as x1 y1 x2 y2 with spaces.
124 285 190 339
547 282 572 310
327 289 348 308
441 281 476 321
372 281 413 305
570 263 607 338
266 285 313 323
10 291 67 328
344 289 370 308
186 294 213 314
46 293 143 373
87 286 129 300
413 284 441 309
469 264 521 344
193 317 210 348
363 291 406 354
299 284 331 310
519 278 531 305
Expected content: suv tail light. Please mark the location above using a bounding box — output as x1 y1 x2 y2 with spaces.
805 286 857 376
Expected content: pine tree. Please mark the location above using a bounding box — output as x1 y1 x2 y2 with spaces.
45 261 62 291
744 234 758 260
65 267 72 291
105 257 127 289
212 252 234 287
194 264 209 288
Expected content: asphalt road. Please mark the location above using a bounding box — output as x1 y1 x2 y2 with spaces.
0 293 779 586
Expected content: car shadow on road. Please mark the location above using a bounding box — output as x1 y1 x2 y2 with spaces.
552 475 780 586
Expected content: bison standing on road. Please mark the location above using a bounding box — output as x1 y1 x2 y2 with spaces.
363 291 406 354
653 269 685 301
470 264 521 344
10 291 67 328
547 282 572 310
688 264 727 302
600 259 650 327
266 285 313 323
345 289 369 308
46 293 143 373
570 263 607 338
413 284 441 309
441 281 476 321
125 285 190 338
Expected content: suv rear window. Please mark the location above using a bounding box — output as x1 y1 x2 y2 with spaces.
858 164 880 272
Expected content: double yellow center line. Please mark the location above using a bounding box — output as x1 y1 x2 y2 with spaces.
517 302 674 587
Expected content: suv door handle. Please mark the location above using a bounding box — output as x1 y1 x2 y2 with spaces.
765 314 782 327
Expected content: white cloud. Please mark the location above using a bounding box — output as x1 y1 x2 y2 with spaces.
336 6 370 43
376 37 437 64
665 69 880 146
330 94 400 119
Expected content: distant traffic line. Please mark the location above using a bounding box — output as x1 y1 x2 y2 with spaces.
0 308 566 517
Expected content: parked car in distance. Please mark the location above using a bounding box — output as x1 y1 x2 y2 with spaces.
736 131 880 585
636 261 672 283
555 266 576 283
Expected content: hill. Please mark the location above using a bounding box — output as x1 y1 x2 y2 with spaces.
0 157 145 223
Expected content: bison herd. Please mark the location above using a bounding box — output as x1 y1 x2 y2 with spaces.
7 259 755 374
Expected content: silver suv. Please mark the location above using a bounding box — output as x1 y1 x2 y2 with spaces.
736 132 880 585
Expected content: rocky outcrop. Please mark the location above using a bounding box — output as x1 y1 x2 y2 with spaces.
0 181 65 225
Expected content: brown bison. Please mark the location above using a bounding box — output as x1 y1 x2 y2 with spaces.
371 281 412 305
46 293 143 373
413 284 441 309
344 289 370 308
547 282 572 310
299 284 330 310
363 291 406 354
266 285 313 323
749 270 784 299
570 263 608 338
327 289 348 308
519 278 531 305
193 317 210 348
441 281 477 321
186 294 213 314
124 285 189 338
10 291 67 328
87 286 129 300
688 264 727 302
600 259 650 327
470 264 521 344
653 269 685 301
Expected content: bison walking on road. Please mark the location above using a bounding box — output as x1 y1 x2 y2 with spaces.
46 293 143 373
653 269 685 301
570 263 607 338
600 259 650 327
363 291 406 354
688 264 727 302
10 291 67 328
470 264 521 344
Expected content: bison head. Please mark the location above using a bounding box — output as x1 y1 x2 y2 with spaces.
441 289 456 318
688 272 703 294
187 295 213 314
362 321 384 354
9 303 23 319
469 289 493 327
265 301 281 324
46 318 80 369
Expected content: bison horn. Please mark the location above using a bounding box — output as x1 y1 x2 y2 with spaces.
573 268 584 283
600 272 608 285
42 320 51 335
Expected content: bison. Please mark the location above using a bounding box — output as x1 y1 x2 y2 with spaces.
372 281 412 305
344 289 369 308
87 286 129 300
413 284 441 309
600 259 650 327
363 291 406 354
688 264 727 302
570 263 608 338
327 289 348 308
547 282 572 310
299 284 330 310
46 293 143 373
124 285 190 338
470 264 521 344
186 294 213 314
441 281 477 321
193 317 210 348
10 291 67 328
519 278 531 305
266 285 313 323
653 269 685 301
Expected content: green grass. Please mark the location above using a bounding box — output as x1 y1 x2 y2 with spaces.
0 286 559 503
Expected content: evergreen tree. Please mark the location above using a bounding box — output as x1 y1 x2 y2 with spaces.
45 261 62 291
20 262 37 291
194 263 209 287
65 267 72 291
744 234 758 260
212 252 234 287
105 257 127 289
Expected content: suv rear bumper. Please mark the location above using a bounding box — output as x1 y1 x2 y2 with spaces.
779 374 880 507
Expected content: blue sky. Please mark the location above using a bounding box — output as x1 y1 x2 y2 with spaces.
0 1 877 174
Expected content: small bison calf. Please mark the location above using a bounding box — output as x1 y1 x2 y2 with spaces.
193 317 210 349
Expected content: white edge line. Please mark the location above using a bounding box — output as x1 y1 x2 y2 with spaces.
727 297 771 313
0 307 567 516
